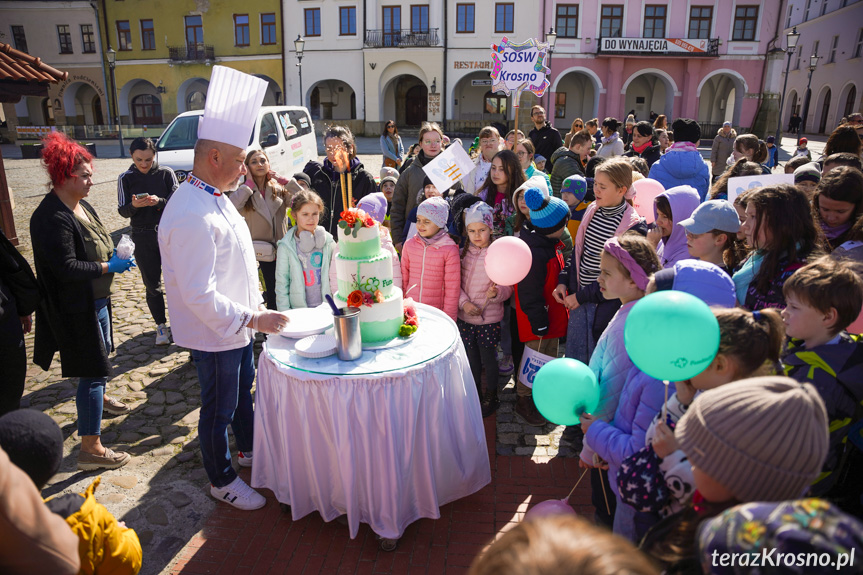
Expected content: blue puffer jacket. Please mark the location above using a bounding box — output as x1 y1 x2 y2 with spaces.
585 366 675 498
649 148 711 201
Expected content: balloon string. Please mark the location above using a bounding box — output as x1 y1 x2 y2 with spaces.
565 468 589 502
599 469 611 516
662 380 670 422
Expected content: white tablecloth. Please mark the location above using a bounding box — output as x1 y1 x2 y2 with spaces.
251 304 491 539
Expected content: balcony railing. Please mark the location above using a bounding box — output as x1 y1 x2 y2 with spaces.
168 44 215 62
364 28 440 48
597 37 719 57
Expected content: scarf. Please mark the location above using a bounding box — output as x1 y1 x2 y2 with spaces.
601 132 620 146
632 140 652 155
731 251 765 305
668 141 699 153
418 228 447 246
822 220 852 241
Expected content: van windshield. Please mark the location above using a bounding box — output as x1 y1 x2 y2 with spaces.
156 116 201 151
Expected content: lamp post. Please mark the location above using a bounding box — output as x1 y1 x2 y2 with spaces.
106 48 125 158
800 53 820 135
545 27 557 113
774 27 799 151
294 35 305 107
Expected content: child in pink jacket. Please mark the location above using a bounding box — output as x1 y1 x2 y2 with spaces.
458 203 513 417
401 196 460 321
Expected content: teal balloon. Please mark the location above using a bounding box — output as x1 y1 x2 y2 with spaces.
624 291 720 381
533 358 599 426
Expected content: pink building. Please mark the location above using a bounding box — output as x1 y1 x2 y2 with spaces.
542 1 783 134
780 0 863 134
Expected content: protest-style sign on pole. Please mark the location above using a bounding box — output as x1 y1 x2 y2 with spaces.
490 37 551 149
423 141 476 193
727 173 794 203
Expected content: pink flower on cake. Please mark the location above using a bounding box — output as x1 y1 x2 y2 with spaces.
361 292 374 307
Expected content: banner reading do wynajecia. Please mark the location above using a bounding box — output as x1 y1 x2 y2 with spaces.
490 37 551 98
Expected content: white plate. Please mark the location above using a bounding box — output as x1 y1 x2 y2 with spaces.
277 307 334 339
294 334 337 358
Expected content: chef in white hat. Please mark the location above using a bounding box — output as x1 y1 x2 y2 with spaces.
158 66 289 511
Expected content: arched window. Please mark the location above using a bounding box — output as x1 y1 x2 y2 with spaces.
131 94 162 125
845 86 857 119
187 91 205 111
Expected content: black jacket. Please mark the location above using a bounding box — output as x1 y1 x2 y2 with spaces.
30 193 113 377
0 229 39 323
624 143 662 168
304 159 376 237
117 164 178 229
528 123 563 170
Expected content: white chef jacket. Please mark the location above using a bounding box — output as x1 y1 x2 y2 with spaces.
158 176 263 352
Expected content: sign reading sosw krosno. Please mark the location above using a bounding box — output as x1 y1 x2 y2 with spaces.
600 37 710 54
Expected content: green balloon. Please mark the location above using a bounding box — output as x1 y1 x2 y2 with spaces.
533 358 599 426
624 291 720 382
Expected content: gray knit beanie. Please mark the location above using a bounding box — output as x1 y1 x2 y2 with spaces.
676 376 828 503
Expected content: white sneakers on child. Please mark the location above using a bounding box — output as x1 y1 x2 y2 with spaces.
210 476 266 510
155 323 171 346
237 451 253 468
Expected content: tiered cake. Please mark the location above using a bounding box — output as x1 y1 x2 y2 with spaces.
334 210 404 342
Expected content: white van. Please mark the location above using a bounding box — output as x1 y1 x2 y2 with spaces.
155 106 317 183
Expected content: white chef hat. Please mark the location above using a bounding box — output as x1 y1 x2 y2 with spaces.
197 66 268 150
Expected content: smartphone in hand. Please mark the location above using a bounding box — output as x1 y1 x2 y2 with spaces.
135 193 149 200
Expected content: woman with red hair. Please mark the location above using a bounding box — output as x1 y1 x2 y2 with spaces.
30 132 135 470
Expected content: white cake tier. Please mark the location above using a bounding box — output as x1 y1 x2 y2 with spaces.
334 287 404 342
335 251 395 299
338 223 382 260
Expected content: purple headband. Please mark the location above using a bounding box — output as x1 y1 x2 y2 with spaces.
603 237 650 291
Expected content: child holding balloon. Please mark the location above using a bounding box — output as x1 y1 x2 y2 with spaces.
458 203 513 417
576 232 663 540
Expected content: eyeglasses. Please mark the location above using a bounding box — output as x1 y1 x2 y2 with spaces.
480 139 497 146
325 145 345 153
516 151 529 157
423 140 441 146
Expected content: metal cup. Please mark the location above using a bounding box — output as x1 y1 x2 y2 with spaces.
333 307 362 361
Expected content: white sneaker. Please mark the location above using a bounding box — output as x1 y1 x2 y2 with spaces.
155 324 170 345
237 451 253 468
210 476 266 510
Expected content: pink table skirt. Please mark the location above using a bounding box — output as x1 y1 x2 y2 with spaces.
251 313 491 539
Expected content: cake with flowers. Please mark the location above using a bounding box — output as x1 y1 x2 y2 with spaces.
334 209 415 342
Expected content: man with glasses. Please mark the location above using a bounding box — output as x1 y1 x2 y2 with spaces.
528 106 562 173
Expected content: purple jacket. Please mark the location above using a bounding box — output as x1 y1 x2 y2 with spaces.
585 366 675 498
654 186 700 269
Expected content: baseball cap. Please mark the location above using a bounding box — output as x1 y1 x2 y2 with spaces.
679 200 741 235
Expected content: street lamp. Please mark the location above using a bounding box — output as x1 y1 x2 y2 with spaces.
800 53 820 135
545 27 557 112
294 35 305 107
774 26 799 151
106 47 125 158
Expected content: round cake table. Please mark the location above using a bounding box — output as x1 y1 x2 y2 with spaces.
251 304 491 539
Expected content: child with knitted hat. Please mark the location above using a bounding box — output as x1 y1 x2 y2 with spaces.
400 196 460 320
560 174 591 238
0 410 143 574
378 167 400 227
641 376 829 572
794 162 821 199
459 202 513 417
512 188 570 425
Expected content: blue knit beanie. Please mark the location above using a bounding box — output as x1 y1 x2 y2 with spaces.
560 175 588 204
525 187 570 234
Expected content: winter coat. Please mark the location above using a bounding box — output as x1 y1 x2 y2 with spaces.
45 477 142 575
710 129 737 176
597 133 625 158
392 151 444 246
514 230 569 342
738 255 808 311
649 145 711 201
116 163 177 229
0 446 80 575
549 148 585 197
654 186 701 268
524 163 552 197
644 392 695 516
400 230 461 320
585 363 674 496
274 226 336 311
329 225 402 293
528 122 563 169
304 158 376 237
766 144 778 168
0 228 39 324
458 243 513 325
624 142 662 168
783 334 863 496
230 177 300 246
29 193 113 378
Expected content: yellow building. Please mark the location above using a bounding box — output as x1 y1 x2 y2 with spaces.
100 0 284 126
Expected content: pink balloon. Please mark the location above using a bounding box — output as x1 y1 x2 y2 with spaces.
524 499 577 522
486 236 532 286
630 179 665 224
